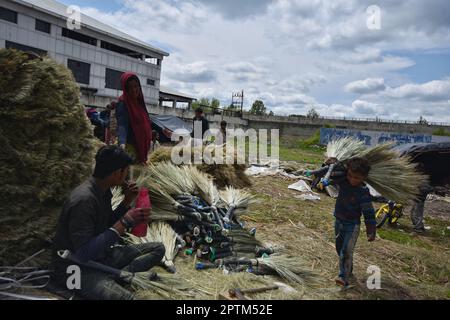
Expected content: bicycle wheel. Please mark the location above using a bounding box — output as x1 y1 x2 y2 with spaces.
376 204 390 228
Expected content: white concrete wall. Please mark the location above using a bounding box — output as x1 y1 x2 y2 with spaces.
0 1 162 106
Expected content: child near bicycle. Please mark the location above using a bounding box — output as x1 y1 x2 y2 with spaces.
308 157 377 287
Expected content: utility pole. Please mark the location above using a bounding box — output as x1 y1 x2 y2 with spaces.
231 90 244 117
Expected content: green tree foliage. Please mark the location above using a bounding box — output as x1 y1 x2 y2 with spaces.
249 100 267 115
306 107 320 119
211 98 220 109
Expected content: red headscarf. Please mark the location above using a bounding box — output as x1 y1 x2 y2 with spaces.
118 72 152 163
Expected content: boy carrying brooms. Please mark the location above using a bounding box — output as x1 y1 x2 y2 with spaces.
308 157 376 287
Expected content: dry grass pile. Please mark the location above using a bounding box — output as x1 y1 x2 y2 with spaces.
149 145 252 188
0 49 96 265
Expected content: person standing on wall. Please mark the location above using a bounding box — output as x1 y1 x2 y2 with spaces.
116 73 152 164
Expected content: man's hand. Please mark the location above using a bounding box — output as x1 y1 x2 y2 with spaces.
113 207 151 235
125 208 151 226
122 182 139 207
120 144 126 149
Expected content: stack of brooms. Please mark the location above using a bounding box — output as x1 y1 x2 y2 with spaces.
0 49 97 266
118 162 323 288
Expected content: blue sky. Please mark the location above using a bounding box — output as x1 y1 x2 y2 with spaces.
61 0 450 122
59 0 122 12
395 49 450 83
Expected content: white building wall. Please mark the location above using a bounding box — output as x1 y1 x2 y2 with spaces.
0 1 163 109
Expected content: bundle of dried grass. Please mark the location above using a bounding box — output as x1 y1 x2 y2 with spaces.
255 254 323 287
148 145 252 188
126 222 179 273
325 138 428 203
358 143 429 203
220 186 257 221
325 137 366 161
133 165 202 222
0 49 96 265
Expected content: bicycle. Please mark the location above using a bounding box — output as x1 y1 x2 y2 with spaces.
375 200 404 228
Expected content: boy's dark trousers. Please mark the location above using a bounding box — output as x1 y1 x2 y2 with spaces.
77 243 165 300
335 219 360 283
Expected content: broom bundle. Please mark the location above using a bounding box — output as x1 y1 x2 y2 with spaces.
220 186 257 222
358 143 428 203
324 138 429 203
325 137 366 161
255 255 322 286
212 254 321 287
117 161 273 277
126 222 182 273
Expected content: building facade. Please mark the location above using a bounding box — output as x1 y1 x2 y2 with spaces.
0 0 169 109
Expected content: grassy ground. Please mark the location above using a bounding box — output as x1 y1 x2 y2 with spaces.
278 133 324 165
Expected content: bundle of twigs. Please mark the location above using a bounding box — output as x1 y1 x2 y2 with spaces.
203 254 321 287
358 143 428 203
126 222 181 273
255 255 321 286
325 137 366 161
133 170 191 222
220 186 257 222
325 138 428 203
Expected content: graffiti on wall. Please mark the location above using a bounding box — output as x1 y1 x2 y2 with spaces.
319 128 439 146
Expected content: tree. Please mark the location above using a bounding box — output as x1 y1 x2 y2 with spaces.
249 100 266 115
211 98 220 109
192 97 211 112
418 116 428 125
306 107 319 119
269 110 274 116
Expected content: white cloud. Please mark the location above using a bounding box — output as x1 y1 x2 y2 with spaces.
345 78 386 94
165 61 217 83
351 100 378 115
385 79 450 102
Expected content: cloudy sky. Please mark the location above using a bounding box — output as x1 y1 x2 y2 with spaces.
61 0 450 122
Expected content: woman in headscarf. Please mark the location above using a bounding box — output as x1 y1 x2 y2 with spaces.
116 72 152 164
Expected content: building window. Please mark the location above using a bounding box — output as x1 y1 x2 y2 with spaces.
145 57 158 65
5 41 47 56
101 40 143 59
0 7 18 23
35 19 51 34
105 68 124 90
147 79 155 86
68 59 91 85
62 28 97 46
